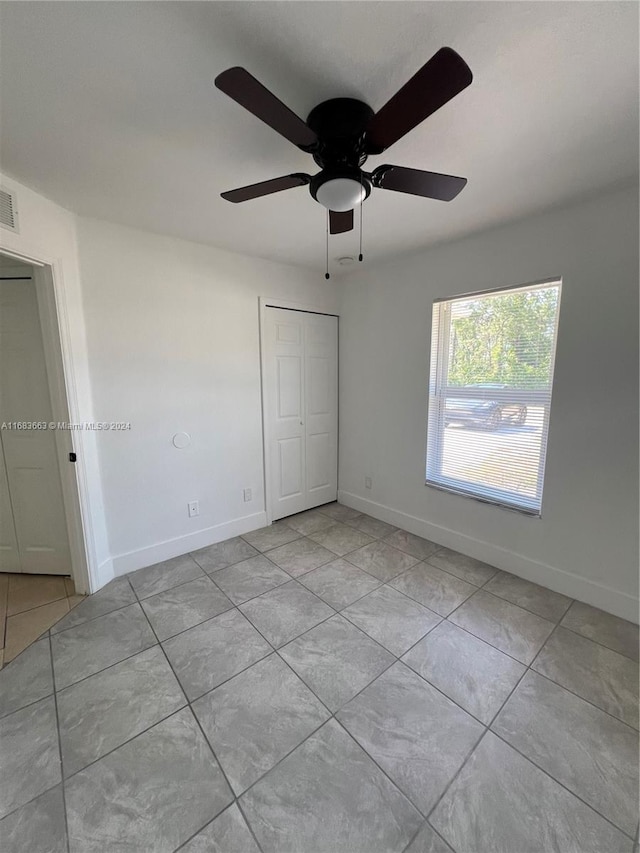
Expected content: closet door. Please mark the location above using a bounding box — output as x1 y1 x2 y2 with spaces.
304 312 338 508
264 307 338 521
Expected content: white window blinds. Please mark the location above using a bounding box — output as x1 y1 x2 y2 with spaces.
426 279 561 515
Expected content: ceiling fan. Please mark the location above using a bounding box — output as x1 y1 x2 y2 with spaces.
215 47 472 241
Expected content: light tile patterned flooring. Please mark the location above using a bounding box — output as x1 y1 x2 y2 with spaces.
0 502 638 852
0 572 83 667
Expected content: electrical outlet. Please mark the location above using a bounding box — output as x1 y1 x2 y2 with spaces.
243 488 252 502
365 476 372 490
188 500 199 518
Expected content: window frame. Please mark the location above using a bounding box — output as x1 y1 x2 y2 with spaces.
425 277 562 516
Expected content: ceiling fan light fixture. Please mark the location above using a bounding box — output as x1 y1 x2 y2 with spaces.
315 178 365 212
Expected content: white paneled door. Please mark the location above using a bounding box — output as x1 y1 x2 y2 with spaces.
0 276 71 574
264 307 338 520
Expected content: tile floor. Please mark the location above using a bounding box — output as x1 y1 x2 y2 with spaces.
0 502 638 853
0 572 83 667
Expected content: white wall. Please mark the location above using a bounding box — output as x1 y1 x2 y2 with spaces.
76 217 338 574
338 185 639 622
0 174 109 592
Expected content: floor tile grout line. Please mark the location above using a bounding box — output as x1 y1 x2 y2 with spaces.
334 714 437 818
3 524 636 844
2 597 78 665
178 598 342 807
5 510 635 831
54 620 315 789
0 688 58 721
7 556 632 732
5 589 70 619
149 586 330 853
457 584 563 628
230 713 332 805
421 555 500 591
423 724 490 833
49 596 135 637
144 601 236 644
529 639 639 730
48 575 138 637
399 820 427 853
171 805 233 853
346 523 636 657
133 596 247 844
425 821 459 853
221 654 420 818
53 639 159 695
216 596 339 719
266 547 339 577
443 618 542 666
1 703 194 831
239 601 338 655
215 609 430 813
47 586 633 787
173 800 266 853
139 536 638 664
396 644 502 729
97 528 636 662
5 534 635 716
441 603 638 728
307 521 591 631
489 727 638 840
340 602 443 658
556 614 640 663
295 571 385 616
61 703 189 784
234 798 267 853
47 631 71 853
121 548 636 674
302 559 638 840
129 564 208 603
11 522 640 760
410 611 638 841
22 502 634 654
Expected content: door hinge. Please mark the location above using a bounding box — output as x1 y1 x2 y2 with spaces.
69 452 77 462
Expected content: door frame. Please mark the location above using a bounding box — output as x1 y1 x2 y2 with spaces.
258 297 339 526
0 247 92 594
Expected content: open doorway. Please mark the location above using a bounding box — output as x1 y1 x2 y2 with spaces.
0 253 87 664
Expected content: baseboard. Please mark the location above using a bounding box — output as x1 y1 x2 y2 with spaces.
111 510 268 577
338 490 639 624
89 557 114 594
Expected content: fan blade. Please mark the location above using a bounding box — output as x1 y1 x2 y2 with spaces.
215 67 317 150
221 173 310 203
367 48 472 153
372 165 466 201
329 209 354 234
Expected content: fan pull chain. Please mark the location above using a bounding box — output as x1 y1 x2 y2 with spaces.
359 174 364 262
325 209 330 280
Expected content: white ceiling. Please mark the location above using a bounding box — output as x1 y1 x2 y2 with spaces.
1 2 637 272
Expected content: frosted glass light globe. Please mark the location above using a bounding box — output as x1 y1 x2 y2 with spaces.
315 178 365 212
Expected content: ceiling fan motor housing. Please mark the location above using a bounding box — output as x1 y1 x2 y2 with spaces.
306 98 375 209
307 98 374 169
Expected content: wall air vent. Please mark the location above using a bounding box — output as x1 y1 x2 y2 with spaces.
0 188 19 233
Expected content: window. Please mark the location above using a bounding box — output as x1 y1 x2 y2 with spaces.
426 279 561 515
